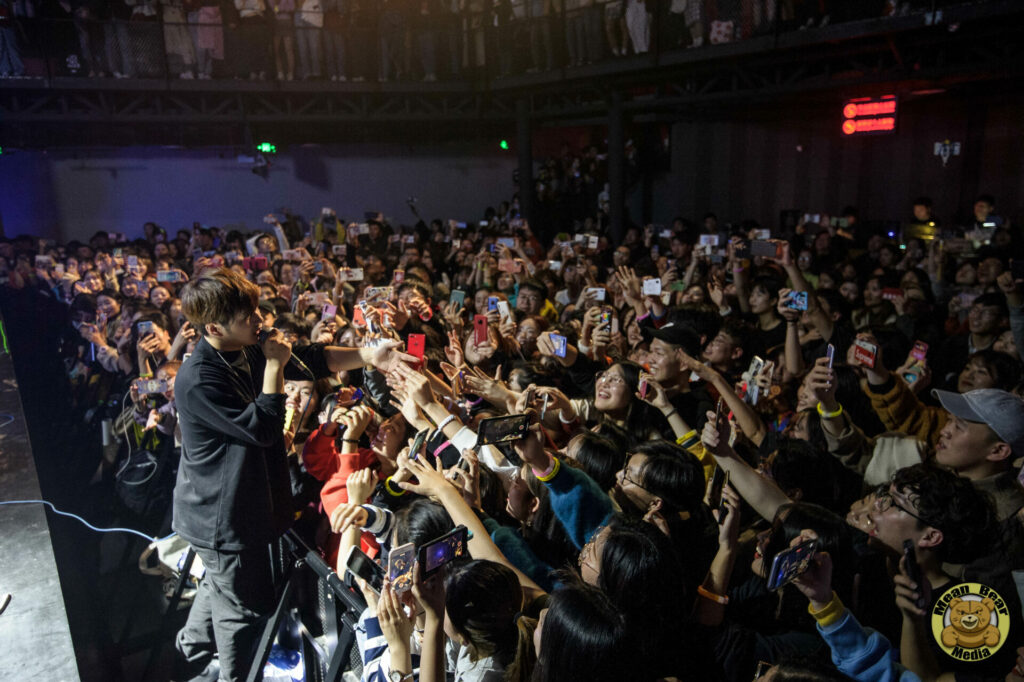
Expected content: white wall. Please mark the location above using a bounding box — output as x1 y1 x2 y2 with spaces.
0 145 519 242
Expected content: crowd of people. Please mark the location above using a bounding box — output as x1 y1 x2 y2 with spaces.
3 182 1024 682
1 0 930 81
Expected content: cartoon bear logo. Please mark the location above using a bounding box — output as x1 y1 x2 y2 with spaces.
940 597 1001 649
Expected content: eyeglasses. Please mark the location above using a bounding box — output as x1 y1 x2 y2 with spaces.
595 370 625 386
619 467 647 491
874 488 934 528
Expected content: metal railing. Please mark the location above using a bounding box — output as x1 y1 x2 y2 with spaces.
0 0 982 84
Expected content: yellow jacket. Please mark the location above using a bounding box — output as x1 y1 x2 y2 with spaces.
861 377 947 448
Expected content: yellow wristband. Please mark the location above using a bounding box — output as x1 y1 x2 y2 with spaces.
384 477 406 497
808 591 845 628
816 402 843 419
534 456 561 482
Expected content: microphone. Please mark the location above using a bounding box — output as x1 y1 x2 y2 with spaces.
258 328 315 379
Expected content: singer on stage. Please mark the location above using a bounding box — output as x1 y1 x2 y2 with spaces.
171 268 410 682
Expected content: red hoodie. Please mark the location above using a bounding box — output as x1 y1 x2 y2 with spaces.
302 423 381 565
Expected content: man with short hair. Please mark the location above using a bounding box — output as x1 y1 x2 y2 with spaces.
645 322 714 430
173 268 410 681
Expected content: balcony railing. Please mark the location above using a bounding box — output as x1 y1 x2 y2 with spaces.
0 0 994 86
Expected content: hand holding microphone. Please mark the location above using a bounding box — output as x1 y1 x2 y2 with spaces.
260 328 293 366
260 327 314 378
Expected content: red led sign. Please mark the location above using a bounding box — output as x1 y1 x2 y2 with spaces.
842 95 898 136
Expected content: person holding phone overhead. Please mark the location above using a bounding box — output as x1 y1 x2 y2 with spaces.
171 268 413 682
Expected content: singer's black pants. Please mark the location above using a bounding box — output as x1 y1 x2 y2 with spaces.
175 543 277 682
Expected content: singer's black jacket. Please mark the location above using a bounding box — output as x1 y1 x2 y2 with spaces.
172 337 330 551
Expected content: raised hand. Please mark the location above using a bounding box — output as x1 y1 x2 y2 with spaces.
346 467 378 503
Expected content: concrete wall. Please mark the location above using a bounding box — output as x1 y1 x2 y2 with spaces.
0 144 519 242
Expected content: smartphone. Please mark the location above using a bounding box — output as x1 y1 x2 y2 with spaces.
418 526 469 578
135 377 168 395
707 466 726 517
881 287 903 301
643 278 663 296
487 296 499 312
476 414 531 447
747 356 765 405
137 321 155 336
497 300 511 320
126 255 139 267
718 471 731 522
498 258 520 273
345 546 385 595
409 427 429 459
407 333 426 364
313 261 324 273
750 239 785 259
853 339 878 369
599 309 612 329
394 269 405 284
341 267 364 282
714 397 725 426
473 314 489 345
333 244 347 256
156 270 185 283
365 286 393 302
902 539 923 602
449 289 467 308
639 377 648 400
586 287 606 302
910 341 928 362
826 344 835 369
698 234 719 247
765 538 819 591
387 542 417 594
322 303 338 321
550 333 567 358
784 291 808 311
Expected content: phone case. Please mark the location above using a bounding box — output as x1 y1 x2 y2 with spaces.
474 315 488 345
407 334 426 360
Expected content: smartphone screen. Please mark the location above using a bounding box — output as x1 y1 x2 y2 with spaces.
910 341 928 362
476 414 531 447
418 526 469 578
550 333 567 358
387 542 416 594
765 538 819 591
784 291 808 311
346 546 385 594
449 289 466 308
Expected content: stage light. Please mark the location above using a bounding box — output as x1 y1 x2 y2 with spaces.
257 142 277 154
499 140 509 151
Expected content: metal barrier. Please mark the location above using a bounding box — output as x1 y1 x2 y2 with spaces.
0 1 980 84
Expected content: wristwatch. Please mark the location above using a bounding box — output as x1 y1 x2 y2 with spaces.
388 671 414 682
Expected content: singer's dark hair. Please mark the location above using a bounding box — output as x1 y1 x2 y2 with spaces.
182 267 260 336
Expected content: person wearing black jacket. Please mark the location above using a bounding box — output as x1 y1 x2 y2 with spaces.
172 267 411 682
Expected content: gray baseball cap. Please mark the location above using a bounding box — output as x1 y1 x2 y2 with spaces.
933 388 1024 456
